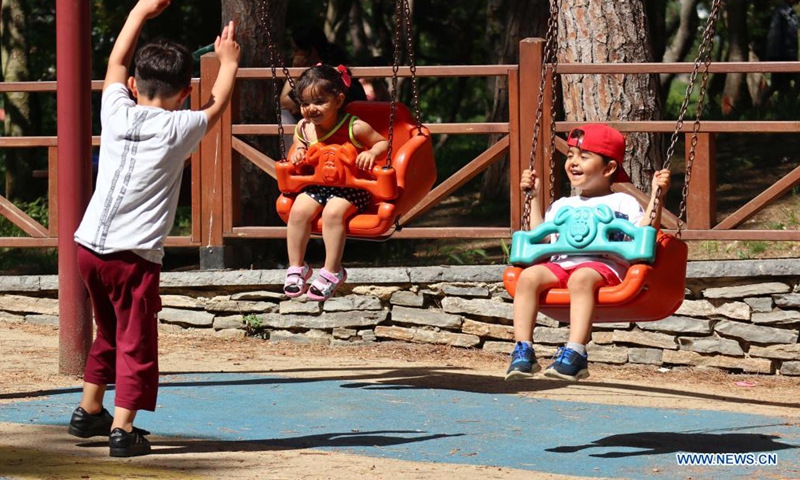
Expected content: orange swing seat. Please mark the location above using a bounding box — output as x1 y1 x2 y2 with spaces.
503 230 688 323
276 101 436 237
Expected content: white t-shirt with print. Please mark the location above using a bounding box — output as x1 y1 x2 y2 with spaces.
544 192 645 281
74 83 208 264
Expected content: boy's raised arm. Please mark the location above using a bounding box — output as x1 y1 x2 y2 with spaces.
104 0 172 92
201 21 241 128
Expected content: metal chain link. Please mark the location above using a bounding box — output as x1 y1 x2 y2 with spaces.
260 0 295 161
386 0 406 169
402 0 423 134
653 0 721 235
521 0 559 231
546 1 560 207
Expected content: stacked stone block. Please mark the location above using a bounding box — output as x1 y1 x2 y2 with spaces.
1 261 798 375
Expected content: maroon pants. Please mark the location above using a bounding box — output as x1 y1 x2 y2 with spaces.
77 245 162 411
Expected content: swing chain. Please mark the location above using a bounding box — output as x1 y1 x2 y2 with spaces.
654 0 721 235
521 0 559 231
386 0 407 170
401 0 423 135
260 0 295 161
546 1 560 207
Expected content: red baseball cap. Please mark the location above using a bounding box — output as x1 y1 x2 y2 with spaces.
566 124 629 183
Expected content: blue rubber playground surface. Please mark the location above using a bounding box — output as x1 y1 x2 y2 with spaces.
1 372 798 478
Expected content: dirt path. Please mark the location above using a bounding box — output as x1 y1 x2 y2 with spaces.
1 321 798 479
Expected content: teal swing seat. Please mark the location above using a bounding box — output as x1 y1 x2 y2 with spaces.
509 204 657 266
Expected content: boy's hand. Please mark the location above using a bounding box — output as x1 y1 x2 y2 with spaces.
520 169 540 195
133 0 171 19
356 151 376 170
215 21 241 66
651 169 670 197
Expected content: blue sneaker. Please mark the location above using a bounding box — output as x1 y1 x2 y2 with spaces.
543 346 589 381
505 342 541 381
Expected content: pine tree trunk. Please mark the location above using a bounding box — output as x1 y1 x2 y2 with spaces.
1 0 39 202
222 0 286 228
559 0 664 193
480 0 548 203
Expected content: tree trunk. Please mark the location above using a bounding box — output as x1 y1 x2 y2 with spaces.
325 0 353 47
480 0 548 203
720 0 750 115
660 0 699 103
1 0 39 202
644 0 667 66
222 0 286 229
559 0 664 193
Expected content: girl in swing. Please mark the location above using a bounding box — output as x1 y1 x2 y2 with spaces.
283 64 388 301
506 124 670 382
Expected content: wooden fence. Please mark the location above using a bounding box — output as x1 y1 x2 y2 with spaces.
2 38 800 256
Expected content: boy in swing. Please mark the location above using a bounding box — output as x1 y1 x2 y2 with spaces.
505 124 670 382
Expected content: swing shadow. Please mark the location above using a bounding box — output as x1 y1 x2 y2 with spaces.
3 365 798 412
545 431 798 458
76 429 464 455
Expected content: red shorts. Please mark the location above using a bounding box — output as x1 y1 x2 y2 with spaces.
77 244 162 412
540 261 622 288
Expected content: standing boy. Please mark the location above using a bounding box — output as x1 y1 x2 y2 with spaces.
67 0 240 457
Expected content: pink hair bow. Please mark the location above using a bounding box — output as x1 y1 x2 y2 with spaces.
337 65 352 88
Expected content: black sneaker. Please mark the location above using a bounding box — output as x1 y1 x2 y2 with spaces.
67 407 113 438
543 346 590 381
109 427 152 457
505 341 541 381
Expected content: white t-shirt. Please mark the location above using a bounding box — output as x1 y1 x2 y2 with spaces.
544 192 645 281
74 83 208 264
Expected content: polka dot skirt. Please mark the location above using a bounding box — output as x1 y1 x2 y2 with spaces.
304 186 372 212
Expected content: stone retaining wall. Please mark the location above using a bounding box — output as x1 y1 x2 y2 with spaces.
1 260 799 376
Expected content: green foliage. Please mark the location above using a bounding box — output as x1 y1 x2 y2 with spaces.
500 238 510 264
243 313 263 335
169 206 192 237
737 241 768 259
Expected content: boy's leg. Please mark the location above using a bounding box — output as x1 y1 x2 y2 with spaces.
100 252 160 456
512 264 563 342
564 267 605 345
69 246 116 438
110 253 161 413
544 266 605 381
286 193 323 266
319 197 357 273
506 265 561 380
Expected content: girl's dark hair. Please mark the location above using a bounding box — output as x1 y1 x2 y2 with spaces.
290 64 356 104
133 39 193 99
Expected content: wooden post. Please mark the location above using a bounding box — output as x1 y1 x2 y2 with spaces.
48 147 59 237
518 38 545 220
190 81 202 244
542 69 559 203
686 133 716 229
198 53 230 268
222 81 240 234
509 68 521 232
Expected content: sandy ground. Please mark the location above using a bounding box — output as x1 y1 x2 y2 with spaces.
1 320 798 479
